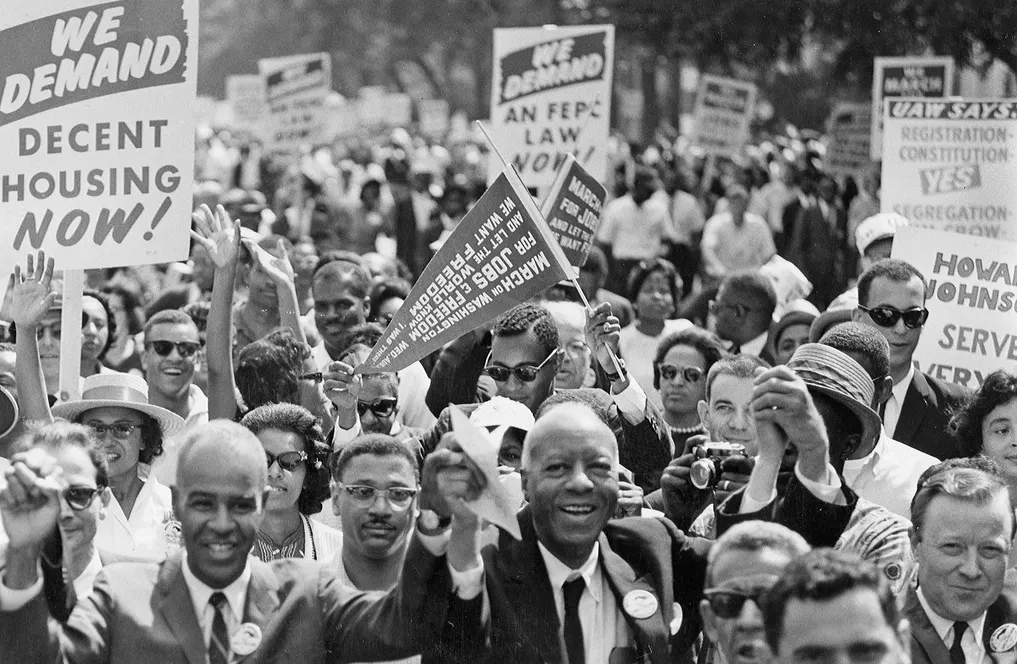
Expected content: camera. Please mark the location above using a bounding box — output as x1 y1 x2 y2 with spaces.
689 442 747 490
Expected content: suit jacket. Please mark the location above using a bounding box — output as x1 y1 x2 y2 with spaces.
2 534 464 664
896 370 971 460
903 586 1017 664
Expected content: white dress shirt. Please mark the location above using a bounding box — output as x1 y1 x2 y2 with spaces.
841 428 937 518
917 587 989 664
884 363 915 439
538 541 633 664
180 551 251 648
96 475 176 562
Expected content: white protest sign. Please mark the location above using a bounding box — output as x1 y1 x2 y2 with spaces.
489 24 614 191
870 56 953 160
418 98 450 137
891 227 1017 390
825 102 873 180
690 75 757 158
226 74 268 131
258 52 331 151
880 98 1017 242
0 0 198 272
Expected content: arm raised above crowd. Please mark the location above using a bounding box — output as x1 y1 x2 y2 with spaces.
10 251 56 424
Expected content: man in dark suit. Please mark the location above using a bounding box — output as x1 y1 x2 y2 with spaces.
852 259 971 459
0 420 485 663
786 174 849 310
902 462 1016 664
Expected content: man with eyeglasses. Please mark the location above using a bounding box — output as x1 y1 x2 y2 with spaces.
710 272 779 357
543 300 595 390
140 310 209 485
851 258 970 459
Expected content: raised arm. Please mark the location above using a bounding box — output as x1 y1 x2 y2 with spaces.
10 252 57 424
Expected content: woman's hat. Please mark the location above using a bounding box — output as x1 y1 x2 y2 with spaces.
52 373 185 437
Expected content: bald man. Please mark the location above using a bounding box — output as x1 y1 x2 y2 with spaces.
0 420 484 663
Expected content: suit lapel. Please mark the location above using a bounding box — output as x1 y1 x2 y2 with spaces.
902 588 952 664
502 515 563 663
893 373 929 445
241 559 281 641
155 553 208 664
599 533 671 664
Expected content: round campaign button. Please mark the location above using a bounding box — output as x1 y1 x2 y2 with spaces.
622 589 658 620
991 624 1017 653
230 623 263 656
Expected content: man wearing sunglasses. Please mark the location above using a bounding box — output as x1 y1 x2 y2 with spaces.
851 259 970 459
141 310 209 485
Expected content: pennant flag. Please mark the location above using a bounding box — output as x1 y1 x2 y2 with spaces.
358 171 575 373
539 154 608 269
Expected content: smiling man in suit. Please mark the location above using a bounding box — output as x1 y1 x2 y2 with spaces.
0 420 485 664
904 463 1017 664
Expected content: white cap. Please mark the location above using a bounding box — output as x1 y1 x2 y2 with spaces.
469 396 535 432
855 213 909 255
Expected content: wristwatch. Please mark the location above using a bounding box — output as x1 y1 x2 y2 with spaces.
604 357 628 384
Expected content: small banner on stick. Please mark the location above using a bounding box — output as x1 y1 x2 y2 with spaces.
539 153 607 269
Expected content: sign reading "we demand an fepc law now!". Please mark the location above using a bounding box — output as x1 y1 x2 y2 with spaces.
0 0 199 273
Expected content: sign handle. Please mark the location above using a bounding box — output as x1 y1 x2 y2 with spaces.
58 269 84 403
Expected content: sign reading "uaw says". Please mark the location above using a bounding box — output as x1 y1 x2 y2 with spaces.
490 25 614 191
0 0 198 272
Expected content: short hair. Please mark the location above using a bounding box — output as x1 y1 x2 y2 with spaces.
705 354 770 402
536 389 613 425
0 342 15 354
706 521 809 586
950 371 1017 457
581 245 609 278
181 301 210 333
761 549 899 653
83 289 117 359
653 326 728 390
368 278 411 322
626 258 682 306
143 308 199 340
330 434 419 483
819 322 890 379
910 465 1014 537
719 271 778 323
312 255 372 297
524 402 618 469
542 299 586 333
493 303 559 358
339 323 386 355
240 403 331 514
177 420 268 489
14 421 109 489
235 328 310 410
856 258 926 307
73 409 163 464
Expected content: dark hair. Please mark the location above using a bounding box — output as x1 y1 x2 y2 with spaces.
950 371 1017 457
73 409 163 464
342 322 386 352
581 245 609 279
536 389 613 424
368 278 411 323
493 303 559 358
0 342 14 354
626 258 682 310
330 433 419 483
705 354 770 401
181 301 210 334
910 465 1014 537
313 252 370 282
102 282 145 336
819 322 890 380
143 309 199 340
83 289 117 359
235 328 310 410
856 258 926 307
653 326 727 390
241 403 330 515
761 549 900 653
15 421 109 489
719 271 778 323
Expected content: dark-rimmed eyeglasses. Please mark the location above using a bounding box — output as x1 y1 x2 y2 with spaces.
483 349 560 383
336 484 418 510
703 588 769 619
147 340 201 358
87 422 141 440
63 485 103 511
657 363 705 383
35 313 89 341
858 304 928 329
709 300 753 318
265 450 307 471
357 398 398 418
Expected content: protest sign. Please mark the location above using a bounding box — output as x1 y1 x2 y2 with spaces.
489 24 614 191
357 90 412 129
690 75 757 158
418 98 449 138
0 0 198 273
226 74 268 132
880 98 1017 242
258 52 330 151
891 227 1017 390
824 102 873 180
539 153 607 268
358 170 574 373
870 56 953 160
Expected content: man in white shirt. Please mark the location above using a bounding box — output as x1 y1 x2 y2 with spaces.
701 185 776 284
710 272 778 357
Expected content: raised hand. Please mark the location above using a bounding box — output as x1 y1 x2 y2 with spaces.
190 203 240 270
9 251 57 329
419 432 486 525
322 360 362 411
0 448 65 553
250 238 296 288
584 301 621 372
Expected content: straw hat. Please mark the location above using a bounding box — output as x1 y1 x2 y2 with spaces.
52 373 185 437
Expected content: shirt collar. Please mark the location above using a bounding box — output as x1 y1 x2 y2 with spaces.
892 363 916 403
538 540 603 605
180 550 251 624
917 586 987 649
741 330 769 356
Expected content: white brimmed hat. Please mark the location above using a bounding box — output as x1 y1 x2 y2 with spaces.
855 213 909 255
52 373 185 437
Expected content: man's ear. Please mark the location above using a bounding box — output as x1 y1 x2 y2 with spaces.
520 470 530 503
909 525 921 559
100 486 112 508
851 307 863 323
362 296 371 319
873 375 893 408
699 599 719 641
332 490 341 516
697 400 710 431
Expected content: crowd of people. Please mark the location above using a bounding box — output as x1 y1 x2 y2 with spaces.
0 121 1016 664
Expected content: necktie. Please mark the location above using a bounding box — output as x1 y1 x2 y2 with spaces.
563 577 586 664
950 621 967 664
209 592 230 664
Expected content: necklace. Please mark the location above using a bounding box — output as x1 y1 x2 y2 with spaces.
671 423 704 435
255 514 317 561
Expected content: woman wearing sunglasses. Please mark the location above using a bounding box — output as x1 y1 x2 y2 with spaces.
653 327 728 452
240 403 341 562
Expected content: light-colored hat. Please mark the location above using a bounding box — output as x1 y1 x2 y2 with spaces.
855 213 909 255
52 373 185 437
469 396 535 433
786 344 882 448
